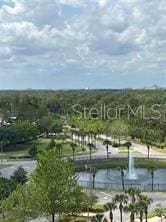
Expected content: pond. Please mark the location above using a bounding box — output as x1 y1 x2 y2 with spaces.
78 168 166 191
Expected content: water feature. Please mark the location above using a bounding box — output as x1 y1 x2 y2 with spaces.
78 168 166 191
128 151 137 180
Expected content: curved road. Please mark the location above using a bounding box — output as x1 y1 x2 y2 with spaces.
0 138 166 178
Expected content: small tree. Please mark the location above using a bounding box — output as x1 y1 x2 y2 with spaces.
31 150 83 222
29 144 38 159
0 177 16 201
70 142 77 160
124 141 132 160
92 168 97 189
138 194 153 222
118 166 126 191
11 166 27 185
104 201 117 222
113 194 128 222
148 167 156 191
49 138 56 149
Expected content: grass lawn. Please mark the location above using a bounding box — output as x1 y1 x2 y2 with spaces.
151 146 166 153
118 147 141 154
0 164 11 169
2 138 91 160
75 158 166 171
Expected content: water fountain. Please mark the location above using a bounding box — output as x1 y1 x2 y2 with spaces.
128 151 138 180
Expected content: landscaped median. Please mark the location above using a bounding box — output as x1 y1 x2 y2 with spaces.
74 157 166 171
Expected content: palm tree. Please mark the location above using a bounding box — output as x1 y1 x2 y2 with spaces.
147 144 150 159
71 129 75 142
125 187 141 204
104 201 117 222
118 166 126 191
125 141 132 160
135 200 146 222
92 168 97 189
113 194 128 222
138 195 153 222
124 203 138 222
70 142 77 160
148 167 156 191
103 140 111 159
88 143 93 160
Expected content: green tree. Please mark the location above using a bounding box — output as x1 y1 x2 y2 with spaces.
104 201 117 222
124 141 132 160
49 138 56 149
1 184 38 222
50 118 63 135
124 203 138 222
113 194 128 222
118 166 126 191
29 144 38 159
92 168 97 189
0 178 16 201
148 167 156 191
138 195 153 222
125 187 141 204
31 150 83 222
70 142 77 160
11 166 27 185
110 120 128 144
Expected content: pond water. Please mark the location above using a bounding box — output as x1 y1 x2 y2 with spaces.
78 168 166 190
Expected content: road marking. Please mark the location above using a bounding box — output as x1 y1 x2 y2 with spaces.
100 192 112 198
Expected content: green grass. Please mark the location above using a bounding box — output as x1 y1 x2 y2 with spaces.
118 147 141 154
75 158 166 171
151 146 166 153
2 138 90 160
0 164 11 169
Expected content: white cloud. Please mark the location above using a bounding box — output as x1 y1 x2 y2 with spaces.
0 0 166 87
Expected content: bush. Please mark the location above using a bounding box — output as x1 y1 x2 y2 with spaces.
112 143 121 147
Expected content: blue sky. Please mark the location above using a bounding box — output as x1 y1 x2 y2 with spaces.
0 0 166 89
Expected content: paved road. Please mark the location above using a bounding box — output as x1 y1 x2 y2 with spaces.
0 160 36 178
0 136 166 178
100 135 166 159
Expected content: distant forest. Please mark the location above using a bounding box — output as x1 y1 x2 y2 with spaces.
0 89 165 146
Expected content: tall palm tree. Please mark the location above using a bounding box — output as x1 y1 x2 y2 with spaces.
104 201 117 222
125 187 141 204
118 166 126 191
147 144 150 159
125 141 132 160
138 195 153 222
88 143 93 160
113 194 128 222
103 140 111 159
91 168 97 189
124 203 138 222
148 167 156 191
70 142 77 160
135 200 146 222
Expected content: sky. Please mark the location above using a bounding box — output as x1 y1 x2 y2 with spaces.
0 0 166 89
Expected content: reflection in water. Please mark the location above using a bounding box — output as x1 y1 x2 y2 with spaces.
78 168 166 185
